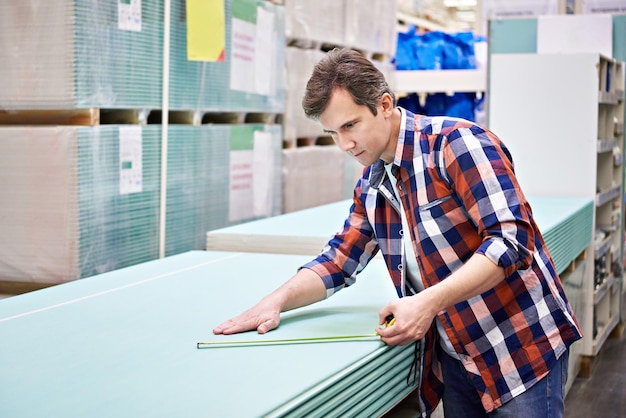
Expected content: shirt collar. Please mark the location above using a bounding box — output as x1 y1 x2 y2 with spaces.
370 106 415 189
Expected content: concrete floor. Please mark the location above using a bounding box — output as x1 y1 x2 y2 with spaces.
565 331 626 418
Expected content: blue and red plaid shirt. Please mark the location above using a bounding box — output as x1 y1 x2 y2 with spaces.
301 108 582 414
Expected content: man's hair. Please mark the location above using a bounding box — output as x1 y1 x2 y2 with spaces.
302 48 396 121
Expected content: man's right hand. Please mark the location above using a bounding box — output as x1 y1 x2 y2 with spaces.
212 267 328 335
212 302 281 335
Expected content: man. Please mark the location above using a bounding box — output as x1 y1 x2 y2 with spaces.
213 48 582 417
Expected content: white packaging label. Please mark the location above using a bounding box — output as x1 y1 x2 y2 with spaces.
229 149 254 222
118 0 142 32
231 6 276 95
252 130 274 218
119 126 143 195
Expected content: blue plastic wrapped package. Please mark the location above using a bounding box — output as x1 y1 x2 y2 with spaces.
441 32 476 69
395 25 419 70
415 31 444 70
397 93 427 115
423 92 477 121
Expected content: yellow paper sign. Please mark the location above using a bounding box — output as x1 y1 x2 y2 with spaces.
186 0 225 61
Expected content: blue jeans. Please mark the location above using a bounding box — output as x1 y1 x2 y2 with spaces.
440 349 569 418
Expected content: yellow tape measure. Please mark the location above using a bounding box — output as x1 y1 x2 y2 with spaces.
197 315 396 349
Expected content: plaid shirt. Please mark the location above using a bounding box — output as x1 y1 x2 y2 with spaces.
302 108 582 415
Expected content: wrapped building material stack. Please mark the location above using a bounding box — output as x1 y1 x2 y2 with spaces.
0 0 163 110
0 126 162 284
166 124 283 257
0 1 286 288
165 0 286 245
281 0 397 213
169 0 285 114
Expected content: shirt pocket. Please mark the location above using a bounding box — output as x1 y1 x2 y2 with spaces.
416 193 473 244
418 194 453 212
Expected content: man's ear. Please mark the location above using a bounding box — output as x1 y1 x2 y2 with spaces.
380 92 394 116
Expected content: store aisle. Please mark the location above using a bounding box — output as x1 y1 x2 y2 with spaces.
565 330 626 418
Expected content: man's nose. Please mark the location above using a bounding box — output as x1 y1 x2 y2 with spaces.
336 133 355 152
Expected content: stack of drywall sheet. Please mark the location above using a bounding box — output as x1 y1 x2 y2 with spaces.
166 124 282 255
165 125 230 256
282 146 358 213
0 126 161 283
0 0 163 109
345 0 397 55
285 0 345 45
207 199 353 255
284 47 326 144
207 196 594 272
168 0 285 113
285 0 397 58
527 196 594 274
0 124 283 283
0 251 418 417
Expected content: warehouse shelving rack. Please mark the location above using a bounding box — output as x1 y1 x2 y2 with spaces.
488 52 625 376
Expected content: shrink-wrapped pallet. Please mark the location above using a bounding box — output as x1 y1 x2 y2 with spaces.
169 0 285 113
166 123 283 254
0 123 283 283
165 126 230 256
345 0 397 57
282 146 360 213
0 0 163 109
284 47 326 145
285 0 345 45
0 126 161 283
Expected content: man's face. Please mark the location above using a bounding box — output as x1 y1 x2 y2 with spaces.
319 88 395 166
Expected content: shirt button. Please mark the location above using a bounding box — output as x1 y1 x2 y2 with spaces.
398 264 403 270
399 229 404 236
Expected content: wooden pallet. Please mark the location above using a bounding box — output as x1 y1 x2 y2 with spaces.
283 135 335 149
0 280 57 297
286 38 392 64
565 249 588 273
0 109 281 127
0 108 153 126
165 110 280 126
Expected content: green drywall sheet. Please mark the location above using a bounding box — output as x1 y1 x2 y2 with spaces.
0 251 417 418
613 15 626 62
78 126 161 278
489 18 538 54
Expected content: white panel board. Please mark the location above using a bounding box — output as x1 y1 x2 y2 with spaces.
537 14 613 57
488 53 599 198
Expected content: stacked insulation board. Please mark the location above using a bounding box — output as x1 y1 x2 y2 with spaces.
0 124 283 284
0 251 419 417
0 0 163 109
